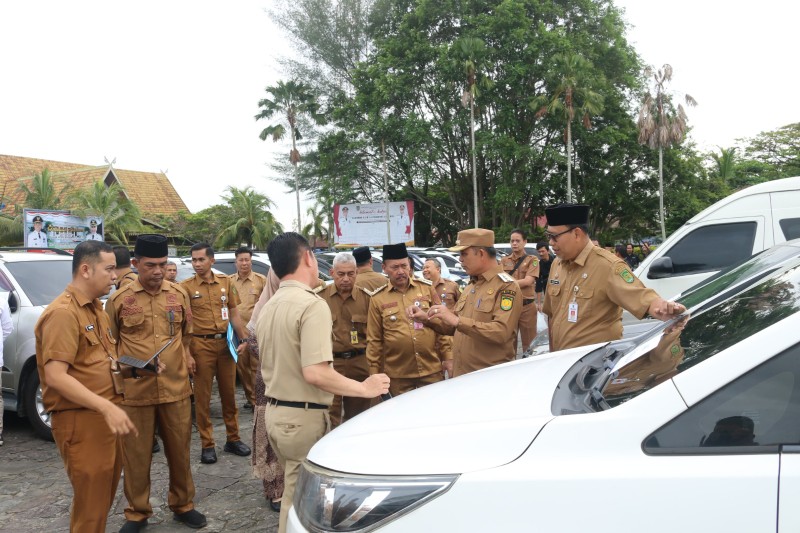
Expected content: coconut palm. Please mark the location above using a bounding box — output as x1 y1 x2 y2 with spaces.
302 202 329 246
532 53 604 203
711 147 737 187
216 186 283 249
17 167 64 210
637 64 697 240
66 181 144 244
255 80 326 232
454 37 490 227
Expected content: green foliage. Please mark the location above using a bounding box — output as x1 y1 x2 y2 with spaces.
737 122 800 183
66 181 144 245
215 186 284 249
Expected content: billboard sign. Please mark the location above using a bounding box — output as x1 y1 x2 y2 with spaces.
24 209 105 250
333 201 414 247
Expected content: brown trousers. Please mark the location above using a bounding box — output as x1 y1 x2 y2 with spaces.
51 409 123 533
518 300 538 352
236 343 258 405
122 397 195 521
266 404 330 533
191 337 240 448
389 371 443 397
329 354 371 428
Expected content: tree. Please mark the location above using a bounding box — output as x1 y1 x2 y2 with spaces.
17 168 63 210
216 186 283 249
637 64 697 240
532 53 604 203
66 181 143 244
255 80 326 232
302 202 330 245
737 122 800 183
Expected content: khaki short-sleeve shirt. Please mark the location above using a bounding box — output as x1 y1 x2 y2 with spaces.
106 280 192 406
116 268 138 289
433 278 462 311
257 280 334 405
35 283 120 412
230 271 267 324
543 241 660 352
366 278 447 378
318 284 371 353
501 252 539 299
355 270 388 292
181 273 240 334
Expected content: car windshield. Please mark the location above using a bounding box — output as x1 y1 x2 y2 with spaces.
601 253 800 408
6 260 73 306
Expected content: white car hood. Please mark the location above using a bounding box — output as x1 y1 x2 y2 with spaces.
308 344 602 475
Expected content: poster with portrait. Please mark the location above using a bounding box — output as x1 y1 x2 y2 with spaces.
23 209 104 250
332 201 414 247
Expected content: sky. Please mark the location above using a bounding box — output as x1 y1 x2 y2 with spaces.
0 0 798 230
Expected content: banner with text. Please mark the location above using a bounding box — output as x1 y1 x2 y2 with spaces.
333 201 414 247
24 209 105 250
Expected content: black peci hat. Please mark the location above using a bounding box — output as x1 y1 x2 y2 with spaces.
353 246 371 265
545 204 590 226
382 243 408 261
134 234 168 258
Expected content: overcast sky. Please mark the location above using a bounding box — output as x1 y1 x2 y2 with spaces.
0 1 797 230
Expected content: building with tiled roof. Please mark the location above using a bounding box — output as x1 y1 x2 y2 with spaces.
0 154 189 222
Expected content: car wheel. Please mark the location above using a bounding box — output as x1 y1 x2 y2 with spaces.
24 371 54 441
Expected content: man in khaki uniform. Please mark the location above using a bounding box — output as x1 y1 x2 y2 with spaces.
422 258 461 311
501 228 539 352
541 203 686 352
409 229 522 377
106 235 206 532
316 252 372 428
367 243 450 396
35 240 138 532
181 243 251 464
165 261 178 282
113 245 138 289
229 247 267 409
353 246 388 292
258 232 389 533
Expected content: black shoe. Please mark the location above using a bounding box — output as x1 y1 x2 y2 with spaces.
152 438 160 454
119 518 148 533
200 447 217 464
243 401 254 410
173 509 207 529
223 440 251 457
270 499 281 513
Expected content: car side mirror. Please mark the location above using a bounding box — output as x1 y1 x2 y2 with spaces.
647 257 674 279
8 291 18 313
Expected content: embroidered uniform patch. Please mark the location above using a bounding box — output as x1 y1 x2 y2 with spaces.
381 302 398 309
619 269 635 283
123 295 136 305
121 305 144 317
500 289 515 310
166 294 178 305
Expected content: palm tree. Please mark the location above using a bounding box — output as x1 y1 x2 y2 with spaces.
255 80 326 232
532 53 604 203
454 37 490 227
17 168 63 209
67 181 143 244
711 147 737 188
637 64 697 240
216 186 283 249
302 202 329 246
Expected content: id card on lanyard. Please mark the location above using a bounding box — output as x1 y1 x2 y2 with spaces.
568 285 579 323
221 288 229 320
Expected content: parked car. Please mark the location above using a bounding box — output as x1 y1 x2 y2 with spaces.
636 175 800 299
288 238 800 532
0 251 74 440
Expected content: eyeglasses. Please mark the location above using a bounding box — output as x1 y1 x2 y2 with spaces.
545 228 574 241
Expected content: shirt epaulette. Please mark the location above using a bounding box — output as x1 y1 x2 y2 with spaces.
312 284 326 294
498 272 514 283
358 286 372 296
415 277 433 285
366 284 387 297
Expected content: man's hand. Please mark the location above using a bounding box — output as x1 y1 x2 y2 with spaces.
185 354 197 376
406 304 428 322
361 373 390 398
237 341 248 357
101 402 138 437
442 359 453 377
156 360 167 374
426 304 459 327
648 299 687 321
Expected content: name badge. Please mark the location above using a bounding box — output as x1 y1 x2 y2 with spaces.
413 321 424 330
568 302 578 323
350 329 359 345
221 307 229 320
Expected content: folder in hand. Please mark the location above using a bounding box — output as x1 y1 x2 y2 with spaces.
118 337 176 373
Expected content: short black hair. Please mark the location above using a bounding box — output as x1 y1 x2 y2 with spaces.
74 241 114 275
615 244 626 256
536 242 548 250
190 242 214 258
510 228 527 241
235 246 253 258
112 245 131 268
572 224 590 235
267 232 311 278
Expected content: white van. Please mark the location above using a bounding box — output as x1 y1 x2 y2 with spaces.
635 176 800 298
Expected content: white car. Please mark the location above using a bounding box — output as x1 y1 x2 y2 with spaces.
288 239 800 532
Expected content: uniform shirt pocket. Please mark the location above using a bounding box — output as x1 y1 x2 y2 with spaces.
81 328 107 363
122 313 147 340
351 313 368 337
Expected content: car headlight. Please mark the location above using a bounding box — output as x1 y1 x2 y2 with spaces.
294 461 457 532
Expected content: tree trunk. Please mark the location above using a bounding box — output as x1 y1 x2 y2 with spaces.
470 94 478 228
291 128 301 232
659 146 666 240
566 121 572 203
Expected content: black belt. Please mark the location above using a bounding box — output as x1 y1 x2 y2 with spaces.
522 299 536 306
267 398 328 410
193 333 226 339
333 349 366 359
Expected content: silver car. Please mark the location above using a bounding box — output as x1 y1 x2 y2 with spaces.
0 251 74 440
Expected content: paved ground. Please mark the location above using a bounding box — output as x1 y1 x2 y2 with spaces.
0 383 279 533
